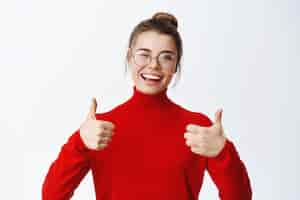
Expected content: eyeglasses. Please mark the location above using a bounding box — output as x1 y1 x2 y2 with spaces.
132 49 177 69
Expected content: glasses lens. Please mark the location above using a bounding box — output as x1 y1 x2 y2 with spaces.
133 50 177 68
158 53 176 68
134 51 150 66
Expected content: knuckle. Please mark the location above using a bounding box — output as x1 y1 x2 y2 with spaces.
101 137 108 143
204 128 210 134
99 122 106 129
108 122 114 129
98 126 105 132
99 143 108 149
95 121 103 129
184 132 190 138
185 140 190 146
105 130 113 137
95 146 103 151
200 146 208 154
96 127 105 135
191 147 198 154
96 135 102 143
105 137 112 142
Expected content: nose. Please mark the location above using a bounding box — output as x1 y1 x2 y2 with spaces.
147 56 160 69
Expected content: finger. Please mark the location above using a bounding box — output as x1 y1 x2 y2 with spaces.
185 139 192 146
185 139 200 148
94 120 115 131
101 136 112 143
184 132 192 139
96 143 108 150
186 124 205 133
87 98 97 120
191 146 203 154
97 129 114 137
102 131 114 137
184 132 200 139
185 132 208 145
214 108 223 125
100 121 115 130
184 132 199 143
190 143 201 148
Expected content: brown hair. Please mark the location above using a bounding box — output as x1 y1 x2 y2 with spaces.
125 12 183 86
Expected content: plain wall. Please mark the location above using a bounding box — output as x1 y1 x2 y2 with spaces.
0 0 299 199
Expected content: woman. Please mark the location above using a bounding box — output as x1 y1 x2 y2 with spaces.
42 12 252 199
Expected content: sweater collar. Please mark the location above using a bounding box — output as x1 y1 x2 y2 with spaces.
128 86 172 108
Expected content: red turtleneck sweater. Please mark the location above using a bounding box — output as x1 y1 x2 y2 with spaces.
42 87 252 199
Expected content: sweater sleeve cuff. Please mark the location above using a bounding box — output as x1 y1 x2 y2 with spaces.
207 139 240 168
69 130 90 153
213 139 231 160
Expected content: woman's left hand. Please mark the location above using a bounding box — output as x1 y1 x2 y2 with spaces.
184 109 227 158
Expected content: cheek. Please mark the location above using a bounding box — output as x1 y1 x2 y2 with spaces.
129 63 143 80
163 68 176 81
166 64 177 75
164 74 173 82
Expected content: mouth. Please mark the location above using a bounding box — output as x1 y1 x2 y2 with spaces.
140 73 162 85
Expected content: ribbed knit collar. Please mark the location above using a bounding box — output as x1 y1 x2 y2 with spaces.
127 86 172 109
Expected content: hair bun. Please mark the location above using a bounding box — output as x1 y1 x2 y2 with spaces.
152 12 178 28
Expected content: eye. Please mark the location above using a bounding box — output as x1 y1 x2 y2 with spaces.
140 54 150 57
136 51 150 58
161 54 174 61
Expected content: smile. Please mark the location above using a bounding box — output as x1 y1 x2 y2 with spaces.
140 73 162 84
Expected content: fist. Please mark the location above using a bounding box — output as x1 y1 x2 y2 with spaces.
79 98 115 150
184 109 227 157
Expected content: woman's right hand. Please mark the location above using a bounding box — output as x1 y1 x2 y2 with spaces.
79 98 115 150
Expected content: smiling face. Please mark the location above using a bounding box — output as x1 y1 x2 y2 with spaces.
127 31 178 95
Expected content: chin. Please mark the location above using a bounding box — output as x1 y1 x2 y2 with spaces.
137 85 166 95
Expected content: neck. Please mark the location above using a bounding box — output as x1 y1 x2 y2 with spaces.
128 86 171 108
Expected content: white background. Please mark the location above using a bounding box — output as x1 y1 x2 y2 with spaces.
0 0 299 199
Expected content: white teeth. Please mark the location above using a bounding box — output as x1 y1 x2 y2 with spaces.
142 74 161 80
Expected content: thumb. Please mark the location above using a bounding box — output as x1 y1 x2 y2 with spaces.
87 97 97 120
214 108 223 125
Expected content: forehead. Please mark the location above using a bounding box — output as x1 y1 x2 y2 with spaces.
132 31 177 53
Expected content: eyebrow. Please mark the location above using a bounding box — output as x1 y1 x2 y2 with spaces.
136 48 176 55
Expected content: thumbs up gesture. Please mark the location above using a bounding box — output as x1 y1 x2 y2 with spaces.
79 98 115 150
184 109 227 157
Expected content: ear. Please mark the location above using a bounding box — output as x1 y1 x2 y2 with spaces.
126 48 132 62
174 54 179 73
172 63 178 74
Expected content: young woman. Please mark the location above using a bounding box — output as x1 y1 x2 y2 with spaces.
42 12 252 200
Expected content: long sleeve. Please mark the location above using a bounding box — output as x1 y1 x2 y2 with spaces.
42 130 91 200
206 139 252 200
